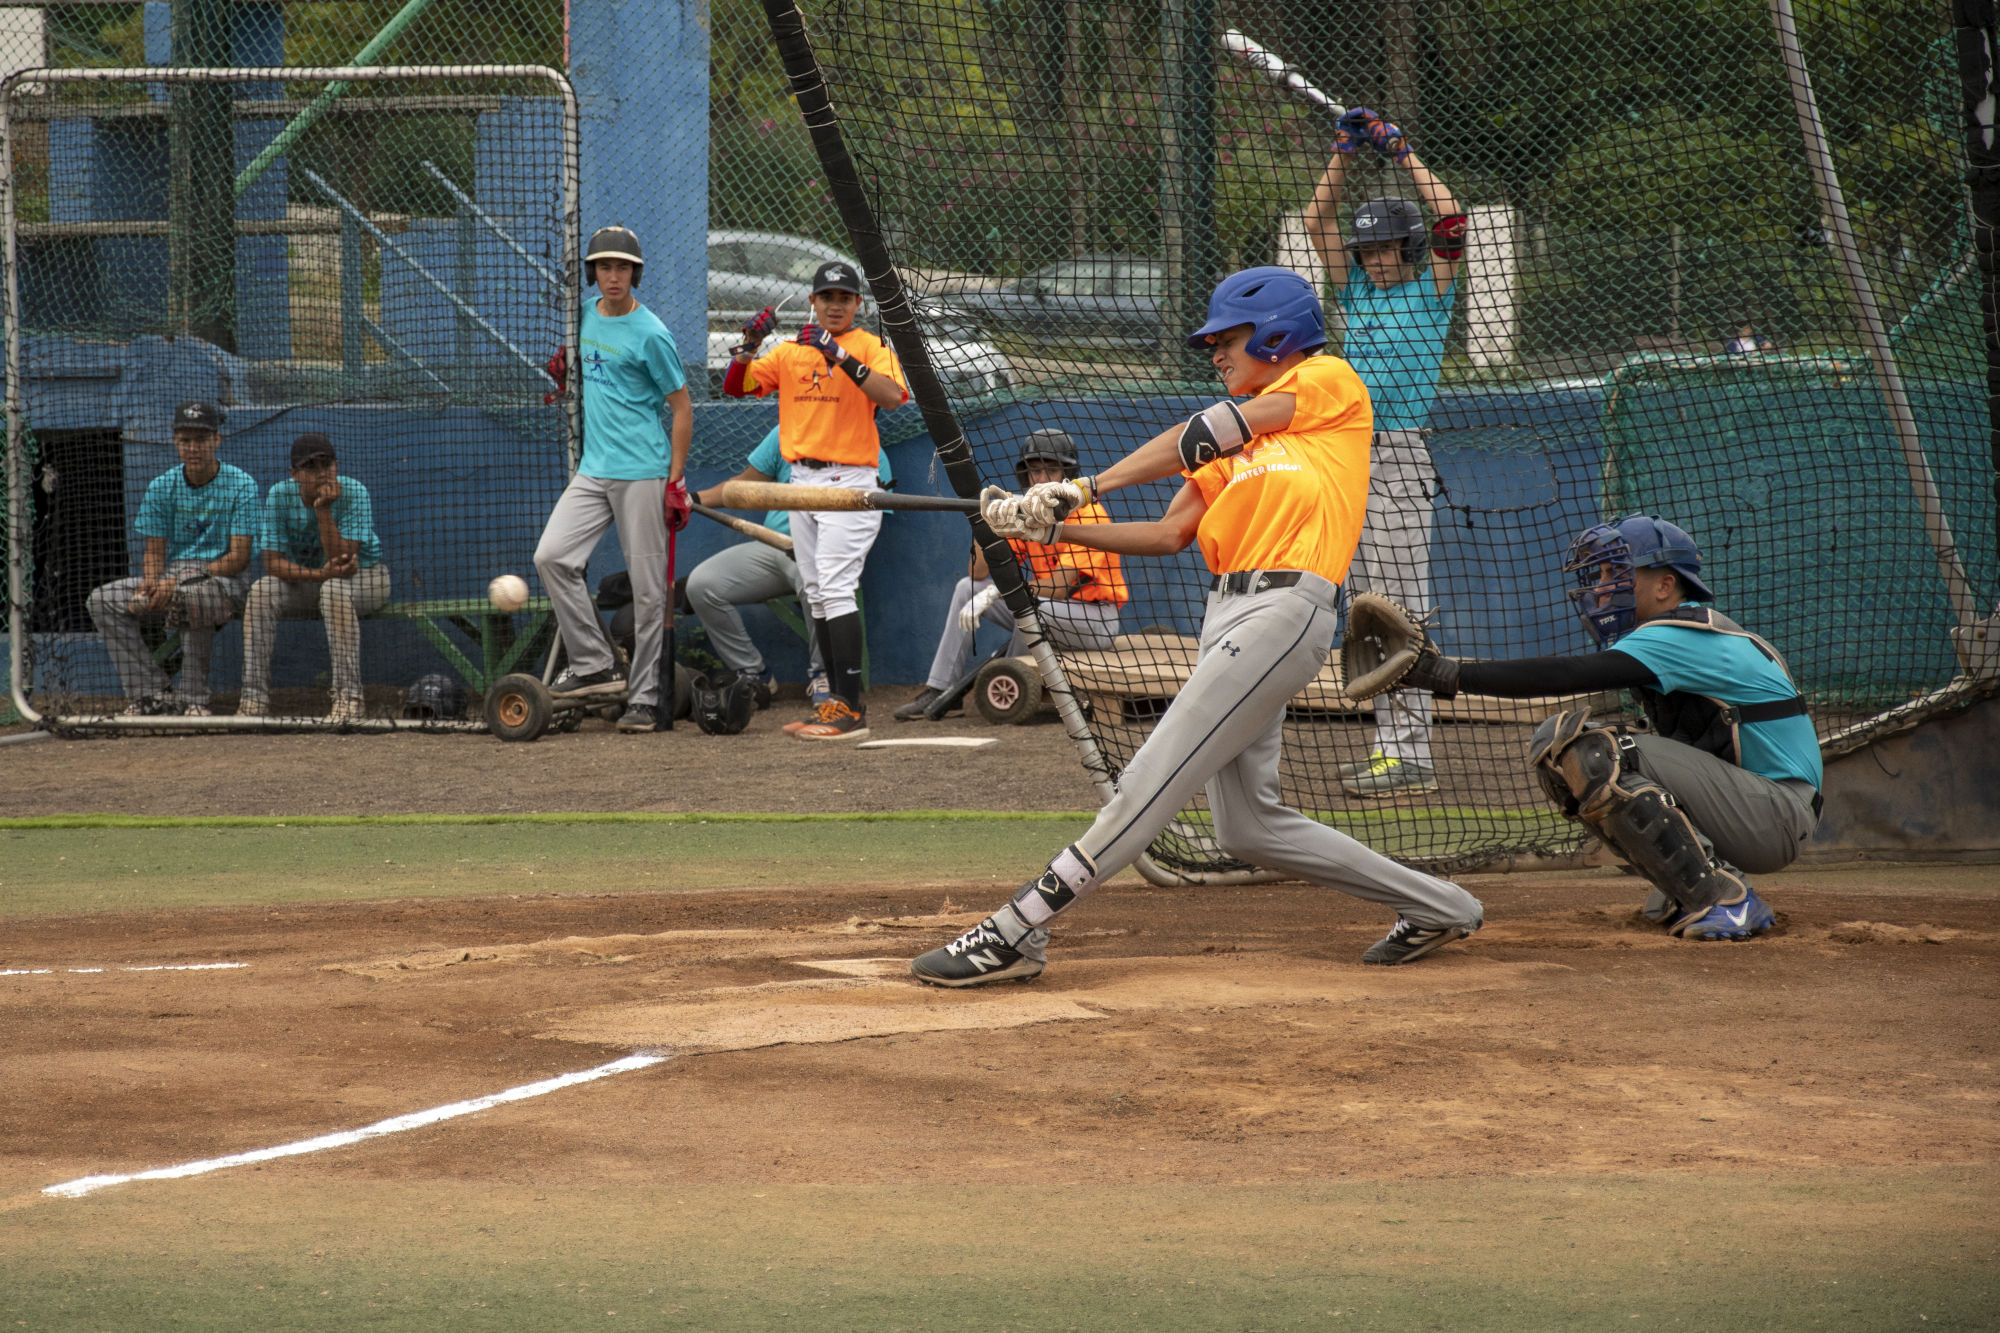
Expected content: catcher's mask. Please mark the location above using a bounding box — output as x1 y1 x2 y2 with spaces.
693 672 754 736
402 672 467 720
1564 515 1715 646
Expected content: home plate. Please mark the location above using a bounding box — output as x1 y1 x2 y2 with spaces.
855 736 997 750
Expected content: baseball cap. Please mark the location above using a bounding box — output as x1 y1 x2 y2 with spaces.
1613 514 1715 601
290 433 337 469
174 401 222 432
811 260 863 295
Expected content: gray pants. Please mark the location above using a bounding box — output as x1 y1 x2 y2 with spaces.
1069 573 1481 929
1629 733 1819 874
1348 429 1438 767
685 539 809 677
86 562 246 707
535 474 668 707
924 576 1123 690
241 564 392 705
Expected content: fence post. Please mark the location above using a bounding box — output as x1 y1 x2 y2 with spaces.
340 209 364 379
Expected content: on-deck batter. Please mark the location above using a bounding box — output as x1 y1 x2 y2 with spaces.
910 266 1484 987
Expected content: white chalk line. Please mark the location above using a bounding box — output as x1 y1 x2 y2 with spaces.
1 962 249 977
42 1052 668 1200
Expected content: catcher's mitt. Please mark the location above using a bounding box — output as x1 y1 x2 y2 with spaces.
1341 592 1452 701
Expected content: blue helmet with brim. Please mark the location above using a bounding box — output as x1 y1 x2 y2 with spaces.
1185 266 1327 364
1564 515 1716 646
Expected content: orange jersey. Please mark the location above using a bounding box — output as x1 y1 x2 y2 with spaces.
747 328 909 467
1183 355 1373 584
1011 500 1128 605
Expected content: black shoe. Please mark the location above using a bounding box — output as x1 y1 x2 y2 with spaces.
551 668 625 698
616 703 657 732
910 917 1047 987
893 687 944 721
1362 915 1480 965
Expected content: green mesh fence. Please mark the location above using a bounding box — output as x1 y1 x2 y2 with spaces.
738 0 1995 872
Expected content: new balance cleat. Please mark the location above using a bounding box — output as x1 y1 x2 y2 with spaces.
1340 755 1439 800
1362 915 1480 965
1669 888 1775 941
911 917 1048 987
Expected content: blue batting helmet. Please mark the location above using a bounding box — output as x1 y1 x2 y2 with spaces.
1563 515 1716 646
1184 266 1327 364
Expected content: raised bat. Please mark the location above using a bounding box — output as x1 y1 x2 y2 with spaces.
715 480 979 514
692 502 795 553
1221 30 1347 124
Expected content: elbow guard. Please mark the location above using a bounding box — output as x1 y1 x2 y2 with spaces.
1176 401 1253 471
722 358 750 397
1431 213 1467 261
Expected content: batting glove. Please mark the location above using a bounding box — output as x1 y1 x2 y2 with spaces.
959 583 1001 633
741 306 777 345
1020 479 1089 528
542 345 568 406
663 476 692 533
980 485 1056 544
1334 107 1373 155
1363 113 1413 164
797 324 847 367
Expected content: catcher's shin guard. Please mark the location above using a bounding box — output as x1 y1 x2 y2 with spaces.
1529 718 1748 919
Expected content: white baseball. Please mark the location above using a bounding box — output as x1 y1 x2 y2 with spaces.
488 574 529 612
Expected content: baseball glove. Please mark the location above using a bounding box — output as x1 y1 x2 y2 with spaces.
1340 592 1458 701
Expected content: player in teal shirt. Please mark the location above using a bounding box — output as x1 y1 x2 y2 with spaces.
1368 515 1822 944
1304 107 1468 798
86 400 258 715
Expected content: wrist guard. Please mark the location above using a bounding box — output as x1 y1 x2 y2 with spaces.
1177 401 1253 471
838 357 872 386
1431 213 1468 261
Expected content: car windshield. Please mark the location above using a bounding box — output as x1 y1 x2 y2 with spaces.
1117 261 1165 298
1034 259 1118 296
740 241 837 283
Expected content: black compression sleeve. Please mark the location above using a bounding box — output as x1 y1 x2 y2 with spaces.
838 357 872 385
1456 649 1656 698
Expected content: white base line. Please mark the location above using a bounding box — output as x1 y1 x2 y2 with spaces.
42 1053 668 1199
3 962 249 977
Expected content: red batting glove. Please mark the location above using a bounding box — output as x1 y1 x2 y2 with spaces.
741 306 777 349
664 476 692 533
542 345 568 406
796 323 844 366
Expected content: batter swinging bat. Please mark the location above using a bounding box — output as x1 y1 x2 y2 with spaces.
692 502 795 554
714 480 980 514
1221 30 1347 122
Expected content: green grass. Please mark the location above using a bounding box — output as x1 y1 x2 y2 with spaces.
0 817 1101 916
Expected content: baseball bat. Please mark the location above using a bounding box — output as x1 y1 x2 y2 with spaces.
1221 30 1347 121
715 480 979 514
692 502 795 553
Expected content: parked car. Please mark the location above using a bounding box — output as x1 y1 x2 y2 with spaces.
707 229 858 320
703 298 1013 400
948 253 1164 347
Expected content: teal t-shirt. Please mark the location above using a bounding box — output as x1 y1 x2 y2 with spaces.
579 297 688 480
744 426 893 537
1616 611 1823 788
134 462 259 563
1338 271 1455 431
258 477 385 569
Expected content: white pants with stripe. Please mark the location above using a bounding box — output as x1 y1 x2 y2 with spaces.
789 462 882 621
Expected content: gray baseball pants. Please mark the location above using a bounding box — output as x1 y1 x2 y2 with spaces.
240 564 393 706
1629 733 1819 874
86 561 246 707
535 474 669 707
1348 429 1438 768
924 576 1122 690
1066 572 1482 929
685 539 817 677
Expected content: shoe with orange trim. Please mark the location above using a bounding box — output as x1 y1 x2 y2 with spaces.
791 698 871 741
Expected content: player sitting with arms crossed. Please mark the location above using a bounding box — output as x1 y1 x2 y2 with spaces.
724 260 908 740
533 225 694 733
894 429 1126 721
690 423 892 710
86 400 257 717
1343 515 1820 940
909 267 1485 987
1304 106 1465 800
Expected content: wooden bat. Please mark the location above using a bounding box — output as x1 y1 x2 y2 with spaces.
715 480 979 514
692 502 795 553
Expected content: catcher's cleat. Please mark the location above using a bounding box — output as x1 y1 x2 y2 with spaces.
550 667 625 699
893 687 944 721
1641 887 1678 925
1669 887 1775 941
793 698 870 741
1340 755 1438 799
911 918 1048 987
1362 914 1480 966
1335 749 1387 782
615 703 657 732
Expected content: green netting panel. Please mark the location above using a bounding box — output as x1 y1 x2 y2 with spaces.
733 0 1993 872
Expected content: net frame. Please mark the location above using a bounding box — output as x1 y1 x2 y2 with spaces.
2 62 582 734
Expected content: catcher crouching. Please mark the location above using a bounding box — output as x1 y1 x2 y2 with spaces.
1343 515 1822 940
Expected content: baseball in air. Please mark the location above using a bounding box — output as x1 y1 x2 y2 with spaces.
488 574 530 612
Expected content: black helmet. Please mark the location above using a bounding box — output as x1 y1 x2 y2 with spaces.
586 225 644 286
1346 197 1428 268
1014 428 1080 487
402 673 467 720
693 672 755 735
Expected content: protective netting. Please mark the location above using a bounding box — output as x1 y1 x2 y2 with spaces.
4 61 576 726
758 0 1997 871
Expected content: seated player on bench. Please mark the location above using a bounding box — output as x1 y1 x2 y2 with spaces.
238 433 392 723
1347 514 1821 940
689 424 892 709
893 429 1126 721
86 400 257 717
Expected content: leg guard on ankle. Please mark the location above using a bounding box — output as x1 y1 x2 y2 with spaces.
1007 843 1099 929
